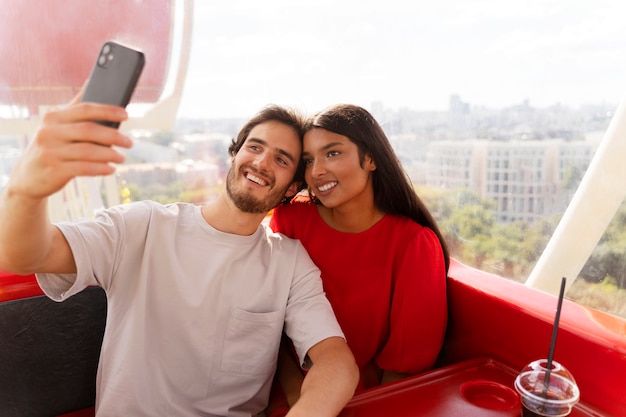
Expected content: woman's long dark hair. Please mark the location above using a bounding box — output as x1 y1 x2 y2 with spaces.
305 104 450 272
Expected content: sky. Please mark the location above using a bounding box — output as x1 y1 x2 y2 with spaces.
177 0 626 119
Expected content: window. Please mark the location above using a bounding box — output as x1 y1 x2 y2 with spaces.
2 0 625 319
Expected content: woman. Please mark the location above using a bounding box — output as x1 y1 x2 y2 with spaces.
268 104 449 411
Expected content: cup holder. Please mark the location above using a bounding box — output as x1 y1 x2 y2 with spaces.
459 380 520 410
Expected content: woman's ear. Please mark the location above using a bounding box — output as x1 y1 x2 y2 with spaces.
365 153 377 171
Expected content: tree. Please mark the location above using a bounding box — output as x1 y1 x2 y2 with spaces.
437 189 497 269
581 199 626 288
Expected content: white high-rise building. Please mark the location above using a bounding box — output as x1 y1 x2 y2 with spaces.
426 139 593 223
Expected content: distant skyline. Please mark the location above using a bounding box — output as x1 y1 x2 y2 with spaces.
177 0 626 119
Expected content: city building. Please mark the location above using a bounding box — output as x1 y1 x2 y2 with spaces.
425 139 594 223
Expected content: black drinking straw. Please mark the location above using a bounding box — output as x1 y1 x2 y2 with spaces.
543 276 567 395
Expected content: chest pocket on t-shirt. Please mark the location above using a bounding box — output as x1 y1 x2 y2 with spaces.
220 306 284 376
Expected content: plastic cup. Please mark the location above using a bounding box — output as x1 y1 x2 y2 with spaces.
514 359 580 417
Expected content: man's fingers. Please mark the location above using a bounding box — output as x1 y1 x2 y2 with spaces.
35 143 124 183
67 121 133 149
37 120 133 150
35 131 129 167
47 102 128 126
63 140 128 165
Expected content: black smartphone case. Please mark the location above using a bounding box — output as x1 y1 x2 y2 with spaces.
81 41 145 127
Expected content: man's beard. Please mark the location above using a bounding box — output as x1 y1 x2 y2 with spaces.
225 164 287 214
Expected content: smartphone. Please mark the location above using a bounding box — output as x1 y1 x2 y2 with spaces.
81 41 145 128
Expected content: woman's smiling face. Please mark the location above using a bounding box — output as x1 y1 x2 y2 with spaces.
303 128 376 209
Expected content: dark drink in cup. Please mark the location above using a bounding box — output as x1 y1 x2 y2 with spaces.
514 360 579 417
520 388 572 416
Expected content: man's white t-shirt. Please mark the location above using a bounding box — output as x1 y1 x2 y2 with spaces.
37 201 344 417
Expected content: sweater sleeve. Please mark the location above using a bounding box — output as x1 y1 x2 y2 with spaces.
374 226 448 374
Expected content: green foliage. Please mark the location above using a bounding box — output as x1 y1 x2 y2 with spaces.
149 130 176 146
562 164 584 191
419 186 558 280
567 278 626 319
580 199 626 288
125 183 143 201
433 188 497 269
121 179 217 206
417 183 626 318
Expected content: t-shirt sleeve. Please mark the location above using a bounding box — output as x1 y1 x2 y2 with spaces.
37 202 149 301
375 226 448 374
282 241 345 369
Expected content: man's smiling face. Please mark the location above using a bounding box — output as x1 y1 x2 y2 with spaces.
226 121 301 213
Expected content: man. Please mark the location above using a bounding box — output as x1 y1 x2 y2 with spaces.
0 95 358 416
